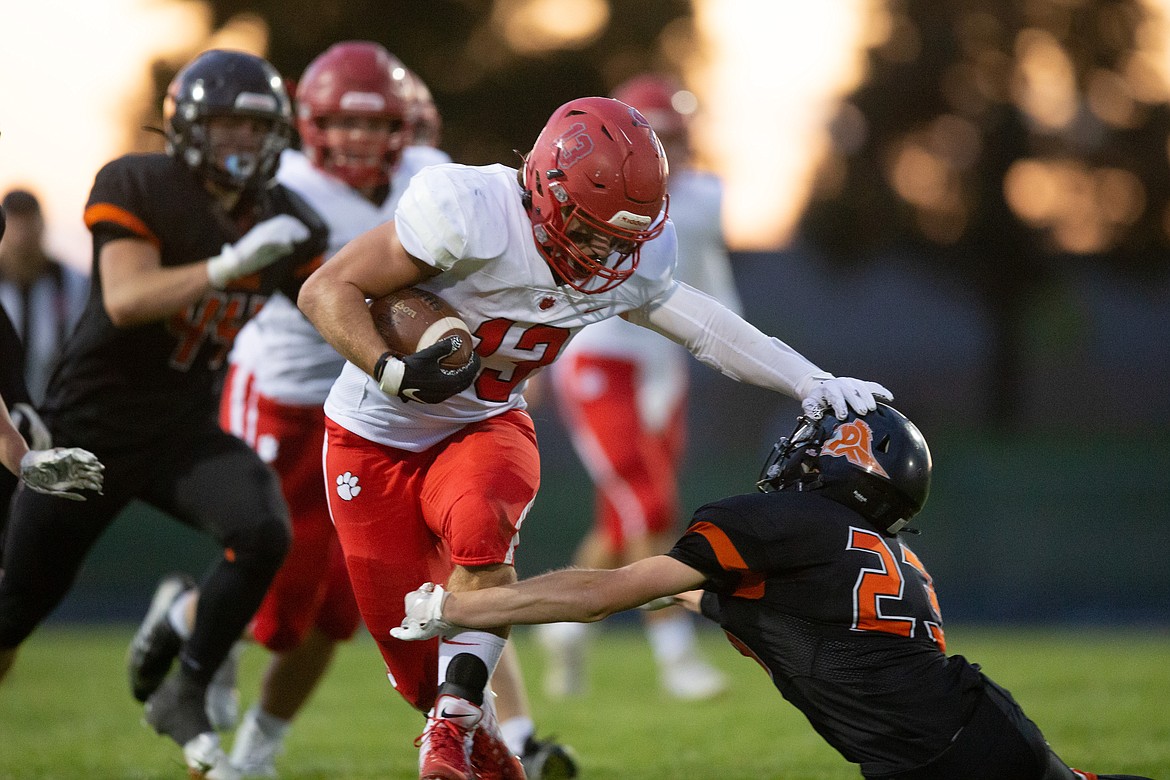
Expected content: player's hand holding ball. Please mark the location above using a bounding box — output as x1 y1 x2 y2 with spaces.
369 288 480 404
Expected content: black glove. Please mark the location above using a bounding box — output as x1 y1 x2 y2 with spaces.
376 336 481 404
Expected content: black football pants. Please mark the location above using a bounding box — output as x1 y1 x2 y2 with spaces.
0 423 290 687
868 673 1138 780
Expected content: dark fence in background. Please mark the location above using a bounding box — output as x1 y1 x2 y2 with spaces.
44 249 1170 626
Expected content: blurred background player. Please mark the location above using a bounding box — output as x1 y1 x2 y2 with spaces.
392 404 1153 780
213 41 449 777
0 188 89 406
540 73 738 700
404 69 442 149
0 49 327 780
298 94 888 780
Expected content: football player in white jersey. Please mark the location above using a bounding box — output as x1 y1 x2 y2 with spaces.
298 95 890 780
540 74 739 703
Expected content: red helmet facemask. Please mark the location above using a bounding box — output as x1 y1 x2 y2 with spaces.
295 41 412 191
524 97 669 294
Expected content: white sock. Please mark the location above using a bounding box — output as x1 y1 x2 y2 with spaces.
251 705 291 739
438 630 507 694
537 621 588 646
499 715 535 756
646 613 698 666
168 591 196 640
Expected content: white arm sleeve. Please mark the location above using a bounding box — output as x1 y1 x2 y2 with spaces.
625 282 831 398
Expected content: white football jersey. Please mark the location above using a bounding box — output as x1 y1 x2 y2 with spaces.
324 162 681 452
555 170 740 430
228 145 450 405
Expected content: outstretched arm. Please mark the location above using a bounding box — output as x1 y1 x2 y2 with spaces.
392 556 706 640
626 282 891 419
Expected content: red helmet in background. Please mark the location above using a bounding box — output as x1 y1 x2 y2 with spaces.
295 41 412 189
523 97 669 294
611 74 696 148
405 69 442 148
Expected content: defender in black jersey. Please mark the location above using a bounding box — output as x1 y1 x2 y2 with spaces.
391 404 1152 780
0 50 326 778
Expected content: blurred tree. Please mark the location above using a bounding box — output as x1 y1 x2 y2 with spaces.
799 0 1170 428
203 0 693 165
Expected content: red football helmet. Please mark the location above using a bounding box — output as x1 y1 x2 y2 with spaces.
611 74 695 138
405 69 442 148
295 41 412 189
524 97 669 294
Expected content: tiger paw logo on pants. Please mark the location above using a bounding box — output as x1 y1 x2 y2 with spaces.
336 471 361 500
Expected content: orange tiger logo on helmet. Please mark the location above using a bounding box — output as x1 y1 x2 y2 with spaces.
822 419 889 478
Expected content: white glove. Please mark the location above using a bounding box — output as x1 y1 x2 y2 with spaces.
207 214 310 288
20 447 105 501
9 402 52 450
389 583 454 641
797 374 893 420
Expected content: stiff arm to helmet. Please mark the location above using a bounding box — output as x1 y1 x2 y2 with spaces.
625 282 891 417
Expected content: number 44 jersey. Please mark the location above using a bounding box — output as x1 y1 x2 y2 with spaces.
42 153 327 451
324 162 681 452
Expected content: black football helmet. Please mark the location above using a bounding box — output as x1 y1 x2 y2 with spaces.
164 49 293 193
757 403 932 535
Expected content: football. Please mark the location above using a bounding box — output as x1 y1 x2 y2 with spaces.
368 287 474 369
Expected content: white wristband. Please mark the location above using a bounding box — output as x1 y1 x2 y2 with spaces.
377 356 406 396
206 244 239 289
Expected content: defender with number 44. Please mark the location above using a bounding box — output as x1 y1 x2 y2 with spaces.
0 49 326 780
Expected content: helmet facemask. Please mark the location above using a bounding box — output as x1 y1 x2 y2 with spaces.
294 42 413 193
531 170 667 294
310 114 409 191
757 416 827 495
758 405 932 536
192 114 290 193
164 50 293 195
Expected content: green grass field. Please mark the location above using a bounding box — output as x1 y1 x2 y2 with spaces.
0 623 1166 779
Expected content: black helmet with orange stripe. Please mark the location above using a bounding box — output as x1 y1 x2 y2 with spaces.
757 403 932 535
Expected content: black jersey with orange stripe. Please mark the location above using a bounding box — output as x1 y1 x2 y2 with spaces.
667 490 983 777
40 153 327 453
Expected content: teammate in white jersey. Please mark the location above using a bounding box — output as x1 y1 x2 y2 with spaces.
298 95 890 780
540 74 737 701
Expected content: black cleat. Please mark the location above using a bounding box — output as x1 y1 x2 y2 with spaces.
127 573 194 702
144 672 213 746
520 735 578 780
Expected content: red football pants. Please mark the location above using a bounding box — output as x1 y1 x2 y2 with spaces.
322 409 540 711
553 353 686 551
